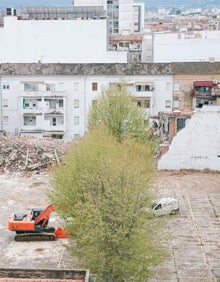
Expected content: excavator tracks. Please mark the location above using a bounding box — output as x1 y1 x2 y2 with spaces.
14 232 56 242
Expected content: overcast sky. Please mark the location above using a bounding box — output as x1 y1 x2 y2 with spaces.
0 0 219 10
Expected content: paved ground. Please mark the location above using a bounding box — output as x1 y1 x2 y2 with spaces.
150 170 220 282
0 170 220 281
0 171 78 270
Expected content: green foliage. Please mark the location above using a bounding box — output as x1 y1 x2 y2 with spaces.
50 126 165 282
88 83 153 143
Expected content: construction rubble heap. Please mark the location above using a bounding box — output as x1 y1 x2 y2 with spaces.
0 135 71 173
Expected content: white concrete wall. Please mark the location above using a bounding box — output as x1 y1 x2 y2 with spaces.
0 17 127 63
152 30 220 63
158 106 220 171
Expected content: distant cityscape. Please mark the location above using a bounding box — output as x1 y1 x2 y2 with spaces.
1 0 220 10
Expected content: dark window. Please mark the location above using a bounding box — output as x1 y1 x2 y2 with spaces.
92 82 98 91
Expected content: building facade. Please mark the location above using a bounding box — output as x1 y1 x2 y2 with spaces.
0 63 172 139
2 62 220 140
73 0 145 34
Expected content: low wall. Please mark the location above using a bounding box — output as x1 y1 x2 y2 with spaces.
0 268 89 282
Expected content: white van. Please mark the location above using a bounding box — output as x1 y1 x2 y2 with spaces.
152 197 179 216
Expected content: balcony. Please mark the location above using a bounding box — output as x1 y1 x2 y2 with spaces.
193 81 213 97
21 82 66 97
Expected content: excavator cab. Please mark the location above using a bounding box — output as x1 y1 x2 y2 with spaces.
31 208 44 220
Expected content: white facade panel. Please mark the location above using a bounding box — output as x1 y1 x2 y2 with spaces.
153 30 220 63
0 17 127 63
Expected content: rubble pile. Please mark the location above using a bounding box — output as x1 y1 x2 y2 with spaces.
0 136 72 173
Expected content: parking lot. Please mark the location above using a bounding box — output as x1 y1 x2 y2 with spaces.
0 170 220 281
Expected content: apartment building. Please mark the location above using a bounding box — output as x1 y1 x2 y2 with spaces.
0 63 172 139
73 0 145 34
2 62 220 140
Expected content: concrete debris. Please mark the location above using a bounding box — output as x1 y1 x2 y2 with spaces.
0 136 71 173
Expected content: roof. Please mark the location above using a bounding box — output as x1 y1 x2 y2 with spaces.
0 63 172 76
172 62 220 75
1 62 220 76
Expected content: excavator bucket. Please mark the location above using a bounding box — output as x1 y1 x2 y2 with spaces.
54 226 69 239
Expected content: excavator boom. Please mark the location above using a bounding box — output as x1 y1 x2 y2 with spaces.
35 204 55 226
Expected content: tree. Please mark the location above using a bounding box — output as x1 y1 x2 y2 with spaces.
50 127 165 282
50 85 165 281
88 83 153 143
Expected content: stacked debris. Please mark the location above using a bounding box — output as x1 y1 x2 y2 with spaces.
0 136 72 173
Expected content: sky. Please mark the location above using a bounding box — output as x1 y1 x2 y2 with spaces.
0 0 220 10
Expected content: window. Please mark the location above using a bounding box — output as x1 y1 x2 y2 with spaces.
74 134 80 140
194 86 211 96
177 118 186 132
109 83 122 91
174 83 180 91
166 82 171 91
73 82 79 91
136 98 150 109
74 99 79 108
136 84 152 92
92 99 97 105
46 84 51 91
52 134 63 139
165 100 171 108
92 82 98 91
24 83 39 92
57 82 64 91
74 116 80 125
3 99 8 108
49 100 56 109
23 116 36 126
2 83 10 90
173 99 180 109
3 116 9 125
58 99 63 108
52 118 56 126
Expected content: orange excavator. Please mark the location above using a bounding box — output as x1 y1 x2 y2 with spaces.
8 204 68 241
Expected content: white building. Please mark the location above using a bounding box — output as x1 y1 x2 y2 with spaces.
0 63 172 139
0 16 127 63
150 30 220 63
73 0 145 34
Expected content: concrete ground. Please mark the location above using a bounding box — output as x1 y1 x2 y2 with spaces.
0 171 78 270
150 170 220 282
0 170 220 281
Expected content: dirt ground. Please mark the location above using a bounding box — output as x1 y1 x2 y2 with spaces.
0 170 220 281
